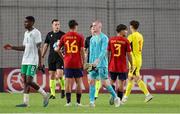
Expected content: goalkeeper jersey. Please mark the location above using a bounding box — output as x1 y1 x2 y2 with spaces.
89 32 108 68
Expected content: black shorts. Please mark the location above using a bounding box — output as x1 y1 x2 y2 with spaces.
64 69 83 78
110 72 127 81
48 57 64 71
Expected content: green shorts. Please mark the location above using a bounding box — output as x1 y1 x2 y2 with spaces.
21 65 37 77
89 67 108 80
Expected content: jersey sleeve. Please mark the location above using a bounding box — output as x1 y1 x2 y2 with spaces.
139 36 143 51
80 35 85 48
35 30 42 44
126 40 131 52
58 35 64 48
44 33 50 44
107 39 111 51
23 33 26 46
98 35 108 61
89 38 93 63
85 37 90 49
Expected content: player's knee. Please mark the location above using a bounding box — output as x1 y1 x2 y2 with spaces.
110 80 116 85
26 80 32 86
128 76 134 81
118 86 123 92
89 79 95 85
134 76 141 82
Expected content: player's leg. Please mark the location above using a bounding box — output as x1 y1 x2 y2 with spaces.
134 67 153 102
56 60 65 98
100 68 120 107
117 73 127 100
89 70 97 107
56 59 65 98
122 71 135 103
49 70 56 99
26 65 49 107
48 60 57 99
109 72 117 105
110 72 118 91
95 79 101 99
122 60 136 103
74 76 83 106
23 75 30 105
16 65 30 107
64 69 73 106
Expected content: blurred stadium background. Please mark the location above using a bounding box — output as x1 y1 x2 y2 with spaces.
1 0 180 69
0 0 180 113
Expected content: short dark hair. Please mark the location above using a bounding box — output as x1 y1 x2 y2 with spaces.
69 20 78 29
51 19 59 24
90 24 93 28
130 20 139 30
25 16 35 23
116 24 127 33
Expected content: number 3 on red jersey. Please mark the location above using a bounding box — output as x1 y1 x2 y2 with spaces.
114 43 121 57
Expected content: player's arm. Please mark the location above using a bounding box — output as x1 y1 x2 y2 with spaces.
41 43 49 58
81 47 86 68
42 34 50 58
4 44 25 51
127 52 133 67
84 38 89 63
126 40 134 72
37 43 42 67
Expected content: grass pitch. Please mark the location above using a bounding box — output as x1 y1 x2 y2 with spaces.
0 93 179 113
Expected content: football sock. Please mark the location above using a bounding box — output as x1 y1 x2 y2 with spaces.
106 85 117 98
23 94 29 105
112 85 115 91
95 80 101 98
89 85 95 103
38 87 47 98
117 91 123 100
59 77 65 90
137 80 150 96
76 93 81 104
66 93 71 103
124 80 134 97
50 79 56 96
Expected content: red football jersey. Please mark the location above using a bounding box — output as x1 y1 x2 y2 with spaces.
108 36 131 72
59 31 84 69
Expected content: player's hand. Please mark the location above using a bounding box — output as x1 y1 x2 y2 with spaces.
38 64 45 74
93 59 100 67
84 63 92 71
4 44 12 50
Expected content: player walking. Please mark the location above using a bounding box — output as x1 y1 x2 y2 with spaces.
4 16 49 107
42 19 65 99
85 25 101 100
88 20 120 107
122 20 153 103
54 20 85 106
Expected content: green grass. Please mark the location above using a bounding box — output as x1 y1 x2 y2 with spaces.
0 93 179 113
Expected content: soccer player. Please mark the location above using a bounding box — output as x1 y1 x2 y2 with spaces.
85 25 101 100
88 20 120 107
108 24 134 101
122 20 153 103
42 19 65 99
4 16 49 107
54 20 85 106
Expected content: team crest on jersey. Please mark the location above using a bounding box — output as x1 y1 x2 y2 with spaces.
51 34 53 37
